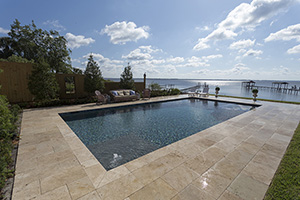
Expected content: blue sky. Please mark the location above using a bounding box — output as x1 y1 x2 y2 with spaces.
1 0 300 80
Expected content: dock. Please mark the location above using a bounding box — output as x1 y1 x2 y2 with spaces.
242 81 299 95
181 82 208 93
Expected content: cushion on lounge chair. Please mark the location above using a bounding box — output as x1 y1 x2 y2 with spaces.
111 91 118 96
130 90 135 95
117 91 124 96
124 90 130 95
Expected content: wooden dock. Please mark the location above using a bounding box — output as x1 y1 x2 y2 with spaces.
242 81 299 95
181 82 208 93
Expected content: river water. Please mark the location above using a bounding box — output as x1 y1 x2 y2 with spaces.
109 78 300 102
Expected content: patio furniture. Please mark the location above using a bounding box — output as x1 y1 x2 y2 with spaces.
188 89 199 97
95 90 106 104
142 89 151 99
109 89 140 103
198 87 209 97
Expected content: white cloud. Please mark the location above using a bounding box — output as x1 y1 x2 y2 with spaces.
65 33 95 49
101 21 149 44
0 27 9 34
122 46 161 60
167 57 185 63
43 20 66 31
287 44 300 54
195 26 210 31
243 49 263 57
194 0 296 50
187 56 202 63
139 45 161 53
272 65 290 75
265 23 300 42
232 63 250 72
79 53 126 77
192 64 251 78
151 59 166 64
193 38 211 50
202 54 223 62
122 48 152 60
229 39 256 49
83 53 110 63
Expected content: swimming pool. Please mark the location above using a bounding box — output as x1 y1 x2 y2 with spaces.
60 99 255 170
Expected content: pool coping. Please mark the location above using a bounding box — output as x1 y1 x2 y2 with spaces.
12 95 300 199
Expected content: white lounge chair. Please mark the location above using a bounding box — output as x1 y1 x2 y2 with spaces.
188 89 199 97
198 87 209 97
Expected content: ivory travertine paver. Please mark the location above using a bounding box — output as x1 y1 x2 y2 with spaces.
243 161 276 185
172 184 215 200
192 169 232 199
12 96 300 199
97 173 144 200
218 190 243 200
77 190 101 200
228 173 269 200
161 164 199 192
67 177 95 200
129 178 177 200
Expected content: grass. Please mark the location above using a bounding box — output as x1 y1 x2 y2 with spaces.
215 94 300 105
264 122 300 200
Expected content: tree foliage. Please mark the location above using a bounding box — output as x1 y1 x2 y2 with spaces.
0 19 72 73
149 82 162 91
120 63 135 89
0 55 34 63
0 37 14 58
28 59 59 101
0 68 2 90
84 55 104 94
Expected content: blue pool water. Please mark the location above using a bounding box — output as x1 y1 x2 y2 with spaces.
60 99 254 170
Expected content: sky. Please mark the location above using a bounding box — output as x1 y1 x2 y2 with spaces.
1 0 300 80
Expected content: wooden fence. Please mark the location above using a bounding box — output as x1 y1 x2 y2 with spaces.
0 61 34 102
0 61 146 103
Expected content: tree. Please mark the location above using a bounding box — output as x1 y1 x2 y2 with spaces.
72 67 83 75
0 55 34 63
84 55 104 94
28 59 59 101
1 19 72 73
120 63 134 89
0 37 14 59
149 82 162 91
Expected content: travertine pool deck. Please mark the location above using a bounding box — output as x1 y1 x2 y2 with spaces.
13 95 300 200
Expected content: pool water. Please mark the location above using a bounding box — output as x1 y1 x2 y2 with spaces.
60 99 254 170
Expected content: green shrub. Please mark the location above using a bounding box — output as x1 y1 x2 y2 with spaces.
252 88 258 93
169 88 181 95
0 95 19 192
150 88 181 97
149 83 162 91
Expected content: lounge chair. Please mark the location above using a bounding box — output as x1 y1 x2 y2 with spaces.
142 89 151 99
95 90 106 104
188 89 199 97
198 87 209 97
